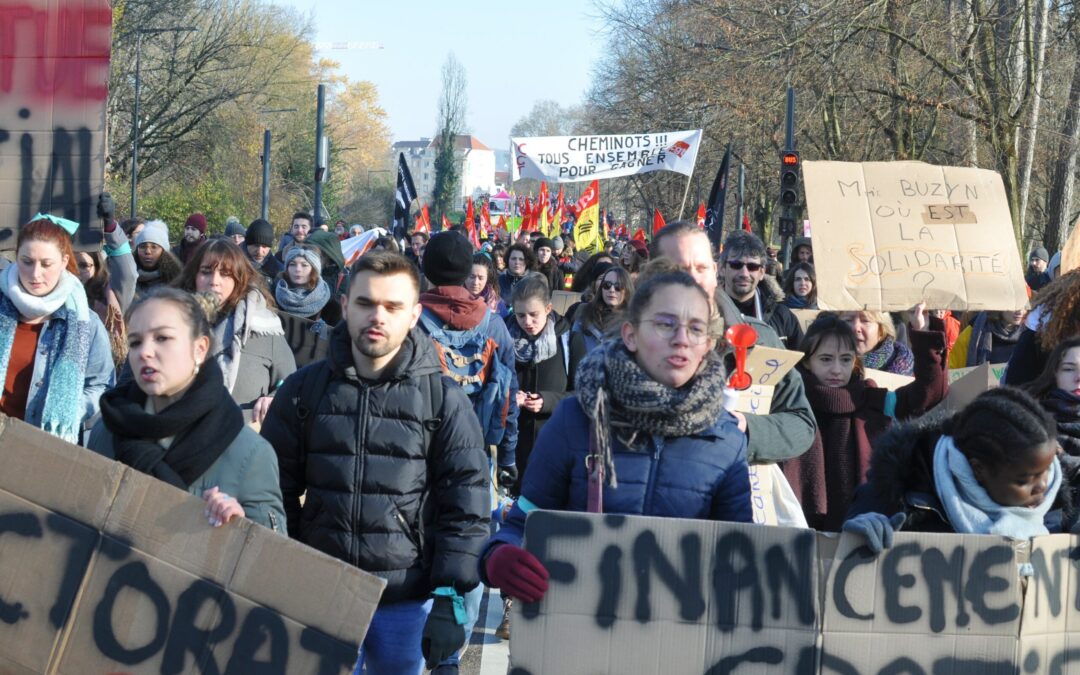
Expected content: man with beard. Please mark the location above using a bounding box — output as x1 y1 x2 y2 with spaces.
261 251 489 674
173 213 207 265
719 229 804 349
244 218 283 288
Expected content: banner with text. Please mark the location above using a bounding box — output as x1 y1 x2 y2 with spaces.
512 130 702 183
803 161 1028 312
512 511 1079 674
0 0 111 250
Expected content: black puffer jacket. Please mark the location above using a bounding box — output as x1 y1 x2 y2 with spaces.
261 321 490 603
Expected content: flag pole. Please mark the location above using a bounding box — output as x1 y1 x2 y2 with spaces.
677 173 693 220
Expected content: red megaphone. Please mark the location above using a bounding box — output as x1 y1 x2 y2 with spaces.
725 324 758 390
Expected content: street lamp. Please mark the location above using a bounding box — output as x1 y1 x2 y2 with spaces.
129 26 197 218
257 108 297 220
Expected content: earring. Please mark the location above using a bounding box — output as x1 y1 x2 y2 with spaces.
194 362 200 376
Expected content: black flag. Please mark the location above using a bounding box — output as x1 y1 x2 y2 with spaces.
393 153 418 239
703 143 732 250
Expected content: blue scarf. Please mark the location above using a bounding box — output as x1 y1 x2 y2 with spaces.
0 266 91 443
932 435 1060 539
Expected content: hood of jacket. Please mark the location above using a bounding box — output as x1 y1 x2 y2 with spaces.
867 411 954 511
420 285 488 330
305 230 346 272
327 320 442 382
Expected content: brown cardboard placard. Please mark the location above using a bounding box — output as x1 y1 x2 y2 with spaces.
0 414 385 674
727 384 775 415
938 360 1001 412
947 362 1007 384
803 161 1028 312
514 512 1080 674
791 309 822 335
550 290 581 316
1059 214 1080 276
743 345 804 387
0 0 110 250
863 368 915 391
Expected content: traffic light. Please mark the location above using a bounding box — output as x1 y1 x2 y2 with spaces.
778 216 796 238
780 150 800 206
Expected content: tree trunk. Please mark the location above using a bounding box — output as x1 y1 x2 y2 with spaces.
1045 46 1080 252
1017 0 1049 239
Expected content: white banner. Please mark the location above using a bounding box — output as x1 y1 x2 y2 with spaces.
511 129 703 183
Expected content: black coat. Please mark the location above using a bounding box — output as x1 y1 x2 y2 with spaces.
847 413 1075 534
506 314 572 485
249 253 284 291
261 322 490 603
1003 328 1047 387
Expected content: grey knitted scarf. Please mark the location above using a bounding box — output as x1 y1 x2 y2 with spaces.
574 338 729 486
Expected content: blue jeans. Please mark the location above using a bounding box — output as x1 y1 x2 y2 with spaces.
353 599 433 675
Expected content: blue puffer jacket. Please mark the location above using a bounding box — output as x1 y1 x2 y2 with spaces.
481 395 752 574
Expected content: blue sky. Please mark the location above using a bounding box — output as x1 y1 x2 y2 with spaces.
269 0 605 152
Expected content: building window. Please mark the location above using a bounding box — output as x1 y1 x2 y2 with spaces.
423 173 429 180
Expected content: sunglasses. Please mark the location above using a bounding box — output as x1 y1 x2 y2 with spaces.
601 281 625 292
726 260 763 272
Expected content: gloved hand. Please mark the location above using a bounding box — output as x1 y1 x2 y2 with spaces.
421 593 467 669
496 464 518 488
97 192 115 222
842 512 906 553
485 544 549 603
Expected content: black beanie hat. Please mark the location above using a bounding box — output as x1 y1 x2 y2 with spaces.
246 219 275 248
533 237 555 252
423 231 474 286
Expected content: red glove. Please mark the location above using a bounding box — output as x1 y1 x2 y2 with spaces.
485 544 550 602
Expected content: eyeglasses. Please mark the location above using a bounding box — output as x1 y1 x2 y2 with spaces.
601 281 624 292
643 316 710 344
726 260 763 272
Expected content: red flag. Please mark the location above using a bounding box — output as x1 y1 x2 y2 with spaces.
414 204 431 234
465 198 479 248
441 214 452 231
696 202 706 229
522 198 538 232
633 228 647 242
742 212 751 232
652 208 666 234
480 201 492 239
496 214 507 232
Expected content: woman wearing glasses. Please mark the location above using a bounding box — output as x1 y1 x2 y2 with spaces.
479 270 752 605
567 266 633 387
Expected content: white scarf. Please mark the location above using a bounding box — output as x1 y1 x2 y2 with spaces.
211 290 284 394
3 264 88 322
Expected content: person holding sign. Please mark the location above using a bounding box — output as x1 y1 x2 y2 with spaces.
88 288 286 533
845 388 1070 550
782 310 948 531
0 217 115 443
479 271 752 604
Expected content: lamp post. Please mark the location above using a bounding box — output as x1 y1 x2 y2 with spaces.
129 26 197 218
257 108 297 220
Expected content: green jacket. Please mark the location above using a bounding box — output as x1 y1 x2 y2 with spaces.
87 423 286 534
716 293 816 464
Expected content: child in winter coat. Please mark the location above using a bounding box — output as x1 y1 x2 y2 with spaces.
505 273 571 494
782 308 948 531
844 388 1072 550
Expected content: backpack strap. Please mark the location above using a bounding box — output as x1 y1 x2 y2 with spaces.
418 371 445 455
585 422 604 514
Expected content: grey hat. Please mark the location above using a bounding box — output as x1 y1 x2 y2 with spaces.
284 246 323 277
1031 247 1050 263
552 236 565 251
225 216 245 238
135 220 170 252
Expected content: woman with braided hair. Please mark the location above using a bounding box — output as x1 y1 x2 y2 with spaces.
477 270 752 605
843 388 1074 552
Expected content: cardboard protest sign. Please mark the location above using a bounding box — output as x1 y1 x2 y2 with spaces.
803 161 1028 312
0 414 384 674
863 368 915 391
938 360 1002 412
515 511 1080 674
1059 214 1080 275
550 290 581 317
514 512 820 674
791 308 822 335
947 362 1007 384
743 345 803 386
0 0 110 250
512 130 702 183
726 384 775 415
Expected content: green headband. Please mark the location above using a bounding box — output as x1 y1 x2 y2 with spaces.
31 213 79 236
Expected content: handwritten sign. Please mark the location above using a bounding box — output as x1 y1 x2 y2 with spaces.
791 309 822 335
743 346 803 386
947 362 1007 384
512 130 702 183
803 161 1028 312
0 414 384 674
0 0 110 250
939 361 1002 412
863 368 915 391
727 384 775 415
515 511 1079 675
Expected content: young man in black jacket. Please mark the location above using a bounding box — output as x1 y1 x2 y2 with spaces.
261 251 489 674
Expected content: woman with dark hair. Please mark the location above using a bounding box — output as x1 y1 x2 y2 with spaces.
89 287 285 532
176 238 295 423
845 388 1073 549
781 310 948 531
134 220 183 297
465 252 506 315
1024 337 1080 458
567 266 634 386
570 251 615 294
274 246 333 368
480 271 751 606
782 262 817 309
0 217 114 442
75 249 126 366
498 243 537 305
1005 271 1080 386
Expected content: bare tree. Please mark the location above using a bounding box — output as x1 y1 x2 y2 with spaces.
432 53 468 223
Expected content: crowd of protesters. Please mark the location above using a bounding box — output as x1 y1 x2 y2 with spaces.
2 191 1077 675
